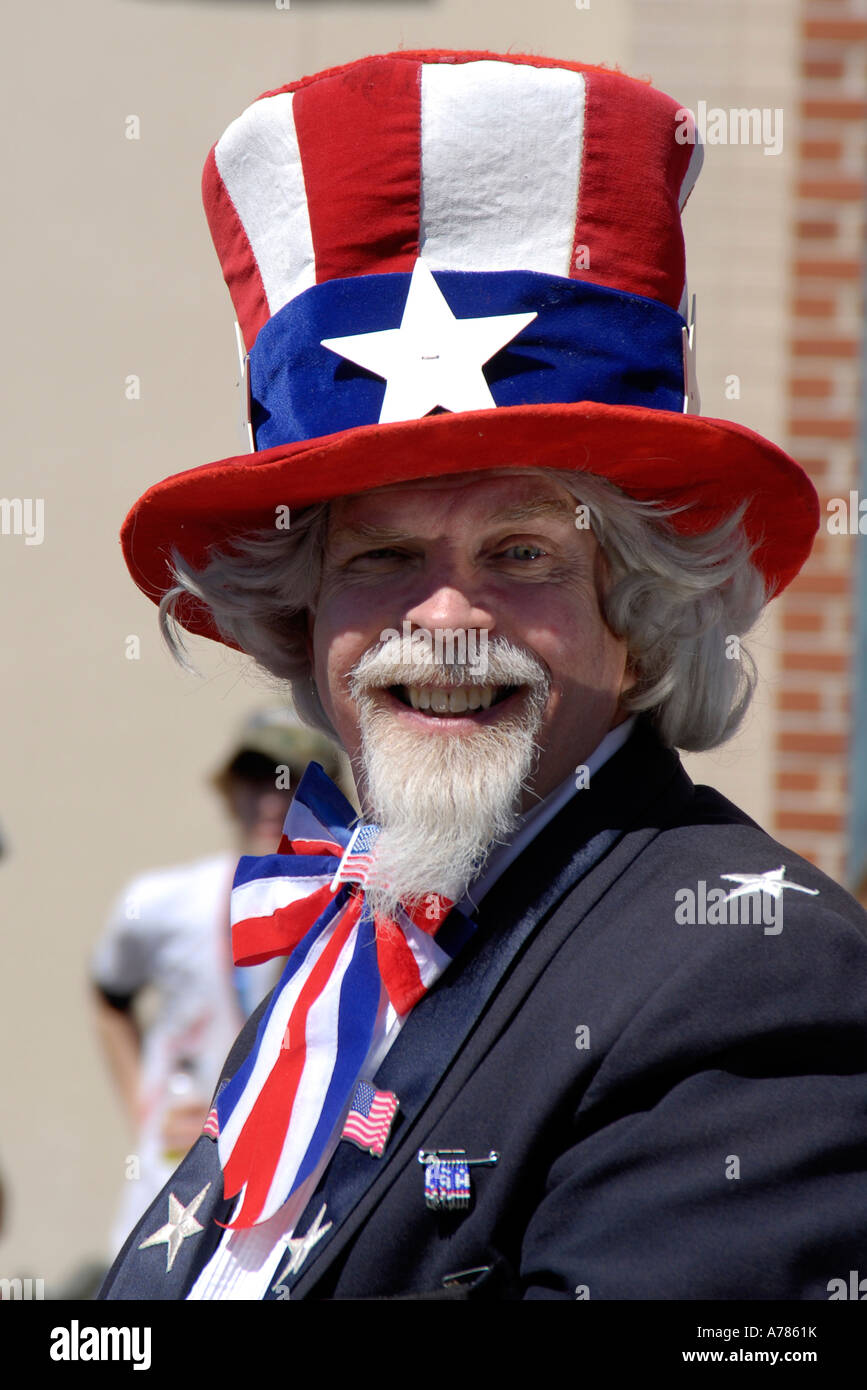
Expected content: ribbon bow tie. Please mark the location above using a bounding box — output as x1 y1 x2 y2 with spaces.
216 762 475 1229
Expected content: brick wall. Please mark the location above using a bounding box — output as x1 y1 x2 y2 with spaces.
777 0 867 882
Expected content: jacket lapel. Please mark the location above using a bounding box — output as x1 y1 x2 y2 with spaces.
99 1135 232 1300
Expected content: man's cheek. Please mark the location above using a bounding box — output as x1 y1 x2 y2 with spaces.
324 660 361 734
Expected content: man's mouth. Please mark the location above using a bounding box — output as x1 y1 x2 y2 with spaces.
389 684 519 716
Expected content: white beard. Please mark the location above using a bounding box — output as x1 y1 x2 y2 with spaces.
348 638 550 918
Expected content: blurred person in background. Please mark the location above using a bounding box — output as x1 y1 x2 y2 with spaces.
91 710 347 1254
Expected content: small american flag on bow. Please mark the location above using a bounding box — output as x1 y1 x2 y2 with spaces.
341 1081 399 1157
330 823 381 891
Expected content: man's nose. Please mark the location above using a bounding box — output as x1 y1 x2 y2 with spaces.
403 580 493 635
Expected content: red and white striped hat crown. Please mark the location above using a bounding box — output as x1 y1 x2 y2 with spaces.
209 51 701 348
122 50 817 639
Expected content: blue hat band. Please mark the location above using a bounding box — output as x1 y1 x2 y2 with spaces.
249 268 687 450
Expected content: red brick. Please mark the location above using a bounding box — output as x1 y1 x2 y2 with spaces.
799 139 843 160
793 260 861 280
782 650 850 672
802 99 867 120
796 456 829 476
788 417 856 439
802 59 845 79
796 221 837 239
777 811 845 833
792 338 859 357
776 770 820 790
783 839 828 861
788 377 833 396
779 731 848 753
818 489 855 510
792 298 835 317
788 571 851 596
797 179 866 201
781 610 825 632
804 19 867 40
775 839 821 870
778 689 822 711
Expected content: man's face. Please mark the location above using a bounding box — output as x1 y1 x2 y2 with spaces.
308 471 634 808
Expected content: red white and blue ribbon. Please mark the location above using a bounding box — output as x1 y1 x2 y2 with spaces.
216 762 475 1228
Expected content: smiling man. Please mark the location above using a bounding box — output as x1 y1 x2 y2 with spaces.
313 472 634 918
101 51 867 1301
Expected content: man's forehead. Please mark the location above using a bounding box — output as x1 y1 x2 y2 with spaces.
328 470 577 533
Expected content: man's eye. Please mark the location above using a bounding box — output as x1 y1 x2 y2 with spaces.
352 547 405 562
501 543 546 561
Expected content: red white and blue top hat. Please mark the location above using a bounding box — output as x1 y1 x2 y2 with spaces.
121 50 818 636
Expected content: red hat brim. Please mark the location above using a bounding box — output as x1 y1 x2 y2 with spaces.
121 402 818 648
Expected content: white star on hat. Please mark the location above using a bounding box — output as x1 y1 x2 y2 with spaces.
321 258 537 425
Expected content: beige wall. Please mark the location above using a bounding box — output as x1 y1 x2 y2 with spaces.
0 0 796 1284
641 0 799 823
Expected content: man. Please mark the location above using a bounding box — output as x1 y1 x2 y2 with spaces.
92 709 345 1253
101 50 867 1300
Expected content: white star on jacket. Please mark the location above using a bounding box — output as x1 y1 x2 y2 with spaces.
272 1203 332 1290
720 866 819 902
321 258 537 424
138 1183 211 1273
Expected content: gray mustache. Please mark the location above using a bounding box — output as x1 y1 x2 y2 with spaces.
349 634 550 693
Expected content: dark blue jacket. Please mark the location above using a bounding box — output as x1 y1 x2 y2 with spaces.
100 720 867 1300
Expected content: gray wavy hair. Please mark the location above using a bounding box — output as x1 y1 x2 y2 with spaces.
159 468 768 751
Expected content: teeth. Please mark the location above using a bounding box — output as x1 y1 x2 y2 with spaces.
402 685 505 714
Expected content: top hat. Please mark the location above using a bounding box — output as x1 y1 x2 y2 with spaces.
121 49 818 645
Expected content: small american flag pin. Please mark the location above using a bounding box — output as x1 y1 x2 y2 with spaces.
341 1081 399 1156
